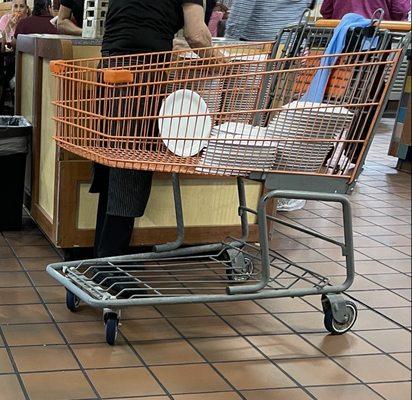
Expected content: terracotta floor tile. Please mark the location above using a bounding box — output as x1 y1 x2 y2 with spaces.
353 260 398 275
357 247 410 260
22 370 95 400
344 275 384 291
7 235 50 247
386 225 412 235
393 289 412 301
276 358 359 386
256 298 315 313
276 249 329 263
354 226 400 236
394 246 411 256
190 337 264 362
276 311 325 333
370 235 411 247
369 382 411 400
357 329 412 353
87 367 164 398
0 304 51 324
0 375 25 400
0 348 14 373
241 388 311 400
390 352 411 368
303 332 381 356
27 271 59 287
352 310 398 331
381 259 411 273
247 334 322 359
366 274 411 290
72 342 142 369
300 261 348 276
173 392 242 400
157 304 214 317
37 286 66 303
0 272 31 287
120 318 181 341
151 364 230 394
3 323 64 346
378 307 411 327
308 384 382 400
46 303 102 323
169 316 237 338
348 290 410 308
14 245 57 258
0 247 14 259
222 314 291 335
208 301 266 315
19 257 62 271
0 287 40 305
0 258 22 271
214 360 295 390
122 306 162 320
59 321 107 344
335 354 411 383
11 345 78 372
133 339 204 365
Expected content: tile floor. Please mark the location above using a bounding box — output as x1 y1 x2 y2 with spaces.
0 119 410 400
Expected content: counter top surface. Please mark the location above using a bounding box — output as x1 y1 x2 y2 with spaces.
19 33 102 46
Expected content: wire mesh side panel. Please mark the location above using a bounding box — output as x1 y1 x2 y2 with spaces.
51 39 404 180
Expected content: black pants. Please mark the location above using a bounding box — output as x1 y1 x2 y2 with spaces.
94 180 135 258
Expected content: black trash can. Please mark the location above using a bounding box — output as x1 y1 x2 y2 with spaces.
0 116 32 231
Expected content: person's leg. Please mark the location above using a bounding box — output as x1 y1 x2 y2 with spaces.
94 187 109 257
95 214 135 258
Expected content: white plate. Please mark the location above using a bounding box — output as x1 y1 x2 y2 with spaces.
159 89 212 157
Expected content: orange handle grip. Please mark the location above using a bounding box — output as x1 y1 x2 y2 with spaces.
50 60 66 74
315 19 411 32
103 69 134 84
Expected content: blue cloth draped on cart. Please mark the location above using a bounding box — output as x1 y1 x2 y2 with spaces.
302 13 372 103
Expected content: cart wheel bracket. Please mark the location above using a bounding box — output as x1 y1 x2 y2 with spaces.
322 294 349 324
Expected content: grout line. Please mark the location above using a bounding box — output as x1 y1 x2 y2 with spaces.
2 237 103 400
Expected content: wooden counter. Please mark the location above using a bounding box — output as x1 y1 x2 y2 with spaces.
15 34 266 249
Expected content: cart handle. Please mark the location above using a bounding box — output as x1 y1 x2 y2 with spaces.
315 19 411 32
103 69 134 84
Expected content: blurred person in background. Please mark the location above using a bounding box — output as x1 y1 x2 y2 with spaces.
57 0 83 35
225 0 311 41
0 0 29 45
320 0 411 21
14 0 57 37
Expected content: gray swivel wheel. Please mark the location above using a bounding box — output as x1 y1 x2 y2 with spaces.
66 290 81 312
104 312 119 346
224 248 254 282
322 295 358 335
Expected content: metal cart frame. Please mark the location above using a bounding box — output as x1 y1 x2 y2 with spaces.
47 21 410 344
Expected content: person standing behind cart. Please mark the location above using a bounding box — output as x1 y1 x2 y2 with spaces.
320 0 410 21
57 0 83 35
225 0 311 41
91 0 212 259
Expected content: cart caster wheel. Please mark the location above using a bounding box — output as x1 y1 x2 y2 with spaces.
105 315 119 346
66 290 80 313
324 301 358 335
224 249 254 282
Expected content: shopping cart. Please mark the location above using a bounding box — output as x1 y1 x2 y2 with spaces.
47 24 410 344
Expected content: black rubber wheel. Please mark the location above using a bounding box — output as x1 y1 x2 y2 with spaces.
324 301 358 335
66 290 80 313
224 249 254 282
105 316 119 346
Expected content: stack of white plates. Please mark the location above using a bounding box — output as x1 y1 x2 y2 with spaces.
221 54 268 122
267 101 353 172
197 122 277 175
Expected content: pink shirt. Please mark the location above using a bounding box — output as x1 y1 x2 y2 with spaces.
0 14 14 43
320 0 411 21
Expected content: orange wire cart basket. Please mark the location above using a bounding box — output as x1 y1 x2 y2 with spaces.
47 24 410 345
